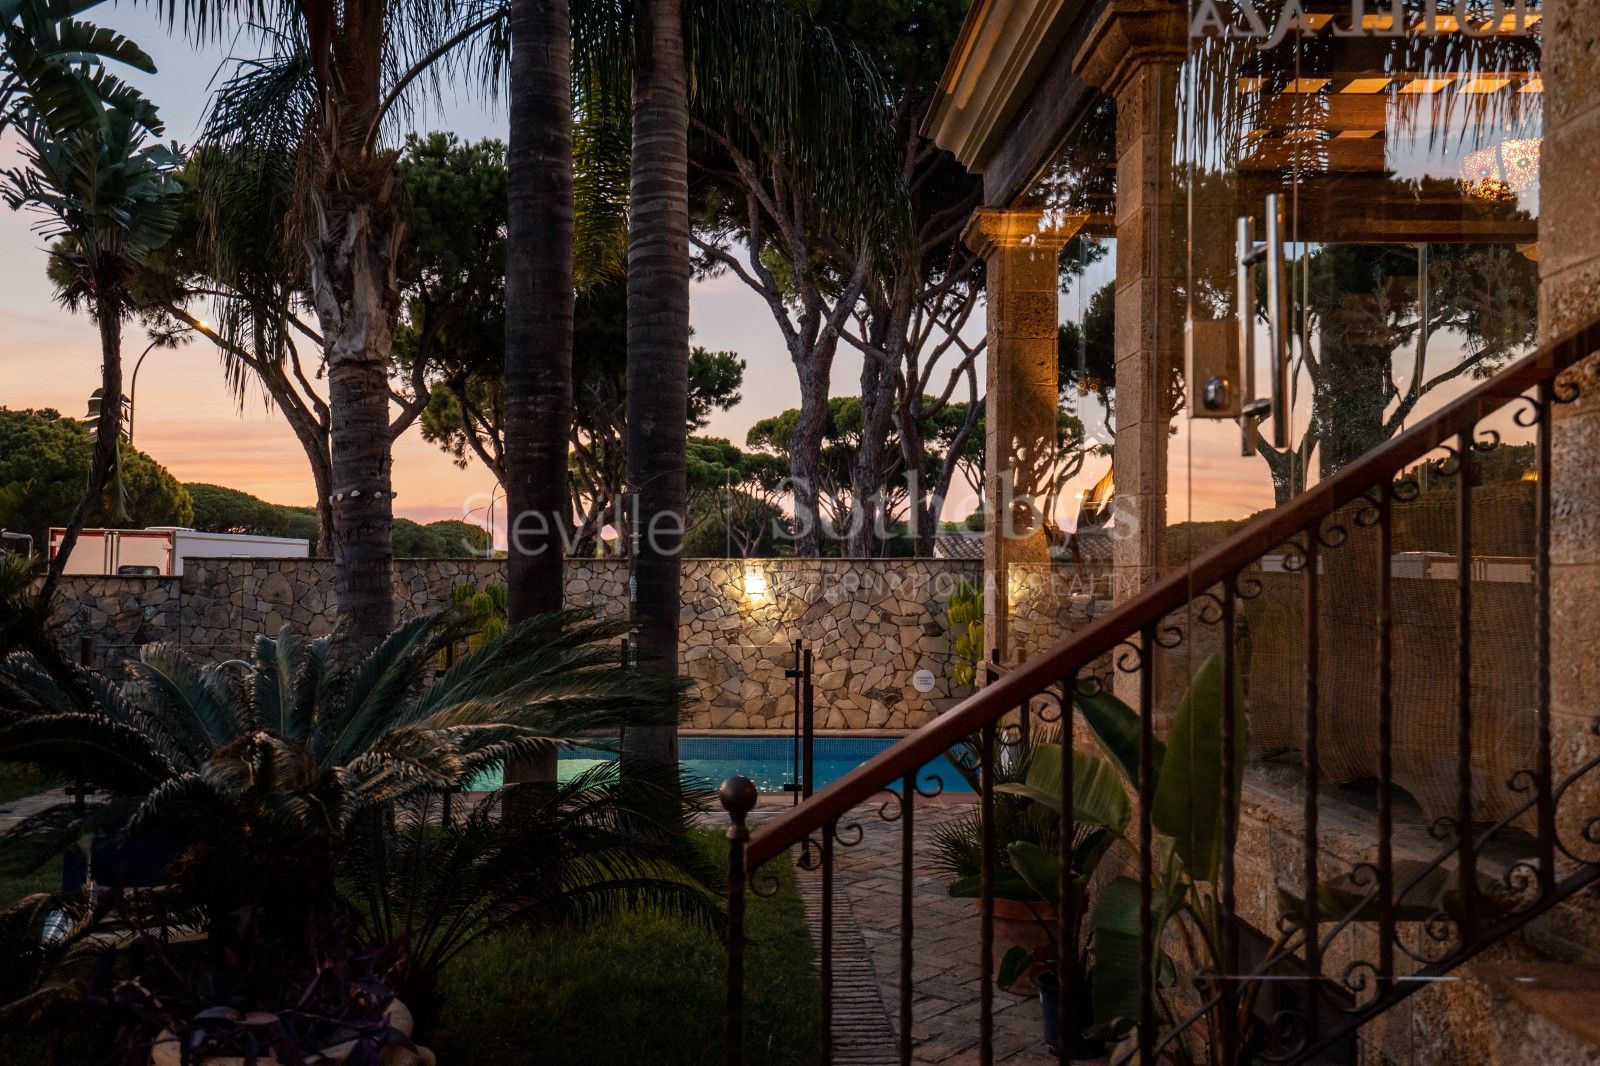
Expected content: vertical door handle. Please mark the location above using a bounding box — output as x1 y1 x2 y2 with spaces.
1235 194 1291 453
1263 193 1291 449
1236 214 1260 456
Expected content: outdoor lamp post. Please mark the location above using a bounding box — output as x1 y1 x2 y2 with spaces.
125 336 165 447
128 323 207 446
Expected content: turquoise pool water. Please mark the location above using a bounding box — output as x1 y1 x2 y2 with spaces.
472 735 973 794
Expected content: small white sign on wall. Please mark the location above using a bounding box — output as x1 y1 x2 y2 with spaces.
911 668 937 694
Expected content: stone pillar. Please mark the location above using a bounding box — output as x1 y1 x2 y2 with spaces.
1075 0 1187 602
963 209 1071 665
1542 0 1600 879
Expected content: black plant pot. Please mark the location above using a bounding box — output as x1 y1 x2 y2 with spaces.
61 832 185 893
1037 969 1103 1058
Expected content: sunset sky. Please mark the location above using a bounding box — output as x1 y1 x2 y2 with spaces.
0 9 1295 547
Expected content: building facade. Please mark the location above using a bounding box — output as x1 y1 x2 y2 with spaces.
926 1 1600 1060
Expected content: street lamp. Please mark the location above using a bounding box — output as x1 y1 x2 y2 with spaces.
128 321 208 446
463 483 505 556
125 336 164 447
486 483 505 551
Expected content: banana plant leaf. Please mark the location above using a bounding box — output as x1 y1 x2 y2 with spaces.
994 743 1131 833
1072 684 1166 794
1150 652 1246 884
997 945 1036 992
1088 874 1180 1037
947 873 1040 902
1005 840 1094 913
1072 654 1245 886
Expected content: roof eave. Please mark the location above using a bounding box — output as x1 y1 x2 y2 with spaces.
923 0 1083 172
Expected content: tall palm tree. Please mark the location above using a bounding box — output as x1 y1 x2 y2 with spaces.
501 0 576 787
1 0 181 604
558 0 886 773
504 0 575 623
621 0 691 771
155 0 503 656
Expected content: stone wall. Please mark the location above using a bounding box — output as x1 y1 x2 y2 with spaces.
50 557 1102 732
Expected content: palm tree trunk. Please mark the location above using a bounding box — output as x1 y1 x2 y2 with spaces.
505 0 574 622
503 0 575 788
309 83 403 657
39 305 123 605
623 0 689 775
325 347 396 653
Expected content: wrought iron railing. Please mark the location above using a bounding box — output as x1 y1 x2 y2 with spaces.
718 315 1600 1065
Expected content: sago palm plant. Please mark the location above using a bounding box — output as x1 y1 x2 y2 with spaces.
0 609 690 950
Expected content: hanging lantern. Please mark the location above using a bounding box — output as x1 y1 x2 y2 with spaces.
1460 138 1541 200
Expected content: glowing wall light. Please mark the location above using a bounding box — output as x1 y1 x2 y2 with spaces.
742 566 768 602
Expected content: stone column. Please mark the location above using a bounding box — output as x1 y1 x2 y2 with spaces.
1075 1 1187 603
963 209 1071 665
1542 0 1600 887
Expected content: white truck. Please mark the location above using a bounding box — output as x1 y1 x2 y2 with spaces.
48 527 310 577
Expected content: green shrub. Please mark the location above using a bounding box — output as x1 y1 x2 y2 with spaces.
432 833 818 1066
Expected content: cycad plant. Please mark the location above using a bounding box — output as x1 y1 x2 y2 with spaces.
0 610 696 964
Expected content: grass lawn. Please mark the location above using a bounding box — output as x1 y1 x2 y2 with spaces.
0 764 64 909
431 832 820 1065
0 764 62 807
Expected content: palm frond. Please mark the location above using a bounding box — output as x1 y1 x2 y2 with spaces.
132 644 254 759
317 613 454 767
0 712 174 794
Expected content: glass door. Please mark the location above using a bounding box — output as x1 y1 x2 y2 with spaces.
1180 1 1543 511
1174 0 1546 997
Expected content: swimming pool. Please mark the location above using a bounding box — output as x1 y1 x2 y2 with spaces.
472 735 973 794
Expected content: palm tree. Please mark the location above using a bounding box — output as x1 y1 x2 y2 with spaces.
504 0 576 620
0 606 712 1037
620 0 691 772
1 0 181 604
152 1 504 656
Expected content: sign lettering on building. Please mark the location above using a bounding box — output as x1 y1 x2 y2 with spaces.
1190 1 1539 50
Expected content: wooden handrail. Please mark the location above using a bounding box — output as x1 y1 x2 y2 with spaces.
744 316 1600 868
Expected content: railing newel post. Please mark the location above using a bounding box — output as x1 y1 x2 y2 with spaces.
980 720 997 1066
721 776 758 1066
1059 672 1076 1066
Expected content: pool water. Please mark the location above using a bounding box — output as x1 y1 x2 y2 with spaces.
471 735 973 794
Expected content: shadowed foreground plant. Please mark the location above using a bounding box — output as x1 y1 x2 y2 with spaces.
0 610 686 956
348 763 721 1028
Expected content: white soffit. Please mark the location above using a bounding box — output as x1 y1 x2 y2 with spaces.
926 0 1077 171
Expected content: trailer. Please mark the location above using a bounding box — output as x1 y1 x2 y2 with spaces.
48 527 310 577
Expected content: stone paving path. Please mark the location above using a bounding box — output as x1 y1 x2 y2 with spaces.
0 786 85 834
756 797 1104 1066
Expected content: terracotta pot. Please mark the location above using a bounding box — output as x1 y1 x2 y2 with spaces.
150 1000 435 1066
980 898 1056 995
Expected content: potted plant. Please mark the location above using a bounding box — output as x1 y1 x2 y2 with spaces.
931 730 1057 990
932 729 1129 1055
101 915 435 1065
1071 653 1247 1062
